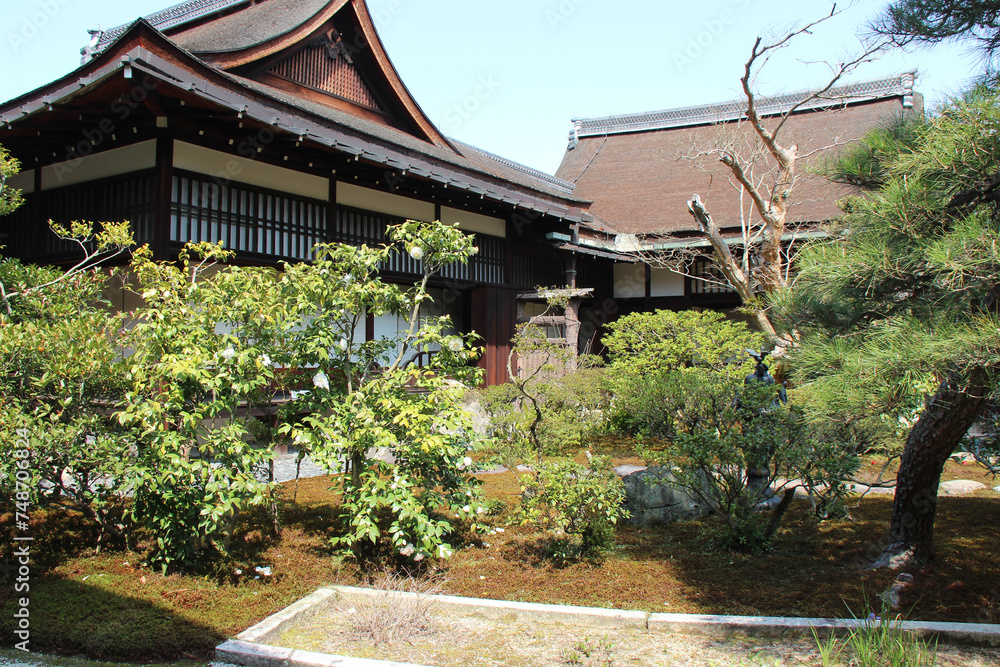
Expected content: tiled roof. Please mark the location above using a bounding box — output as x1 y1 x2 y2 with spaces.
91 0 250 54
451 141 576 196
556 92 916 236
167 0 331 53
572 73 916 139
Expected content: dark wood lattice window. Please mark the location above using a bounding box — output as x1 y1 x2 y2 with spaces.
2 171 156 260
335 207 507 285
688 258 736 294
170 172 328 262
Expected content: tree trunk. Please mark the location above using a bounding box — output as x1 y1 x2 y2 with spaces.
872 366 989 569
687 195 781 342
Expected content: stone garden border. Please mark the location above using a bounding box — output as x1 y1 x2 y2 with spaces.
215 585 1000 667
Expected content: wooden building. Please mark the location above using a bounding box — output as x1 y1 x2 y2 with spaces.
555 74 922 317
0 0 925 379
0 0 624 385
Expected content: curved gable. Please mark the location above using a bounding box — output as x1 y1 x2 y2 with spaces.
162 0 453 150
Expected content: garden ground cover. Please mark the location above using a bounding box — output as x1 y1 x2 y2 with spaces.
1 441 997 663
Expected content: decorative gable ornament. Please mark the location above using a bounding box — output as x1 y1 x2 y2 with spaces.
266 29 382 110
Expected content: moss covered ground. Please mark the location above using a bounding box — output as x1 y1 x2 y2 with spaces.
0 442 997 662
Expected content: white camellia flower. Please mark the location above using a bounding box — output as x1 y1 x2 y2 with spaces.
409 246 424 261
221 346 236 360
313 371 330 390
260 354 272 366
448 337 464 352
343 273 354 284
463 456 473 467
399 543 415 557
339 338 348 351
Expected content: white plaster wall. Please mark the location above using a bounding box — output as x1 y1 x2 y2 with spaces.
41 140 156 189
337 182 434 221
7 169 34 194
650 267 685 297
173 142 329 201
613 262 646 299
440 206 506 238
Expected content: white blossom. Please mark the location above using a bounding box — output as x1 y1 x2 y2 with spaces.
448 338 464 352
399 543 416 557
463 456 473 467
260 354 272 366
409 246 424 261
221 346 236 360
313 371 330 391
343 273 354 284
339 338 348 351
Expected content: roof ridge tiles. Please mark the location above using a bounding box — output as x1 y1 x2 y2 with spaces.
93 0 250 53
571 72 916 138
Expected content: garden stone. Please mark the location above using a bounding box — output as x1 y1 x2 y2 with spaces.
938 480 987 496
614 464 648 477
619 466 708 526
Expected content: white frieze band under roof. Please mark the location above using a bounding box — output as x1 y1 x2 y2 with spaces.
90 0 251 54
571 72 916 139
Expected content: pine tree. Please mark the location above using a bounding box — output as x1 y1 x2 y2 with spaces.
873 0 1000 64
776 85 1000 568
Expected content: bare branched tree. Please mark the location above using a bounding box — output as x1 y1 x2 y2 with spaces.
627 5 888 345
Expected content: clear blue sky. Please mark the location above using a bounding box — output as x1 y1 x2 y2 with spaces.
0 0 982 174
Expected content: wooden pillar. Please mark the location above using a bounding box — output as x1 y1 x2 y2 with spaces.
327 178 338 243
566 253 577 288
152 128 173 260
31 167 42 258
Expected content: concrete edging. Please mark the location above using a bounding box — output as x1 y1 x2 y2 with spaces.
215 585 1000 667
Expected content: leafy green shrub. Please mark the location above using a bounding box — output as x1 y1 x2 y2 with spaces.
517 454 626 561
638 371 857 553
0 250 136 552
603 310 764 435
481 367 607 458
279 220 487 565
